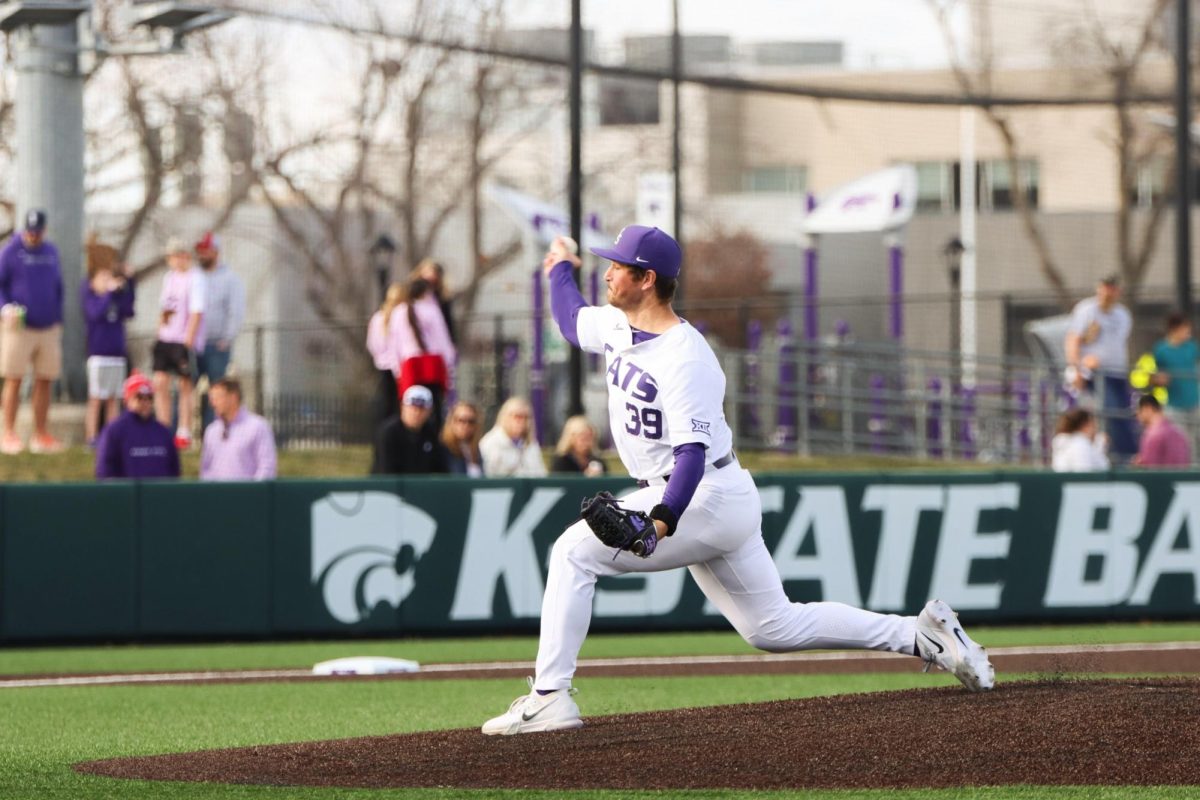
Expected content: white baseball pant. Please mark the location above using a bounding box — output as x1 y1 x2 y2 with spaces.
534 466 918 690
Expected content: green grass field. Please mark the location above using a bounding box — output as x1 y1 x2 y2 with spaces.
2 625 1200 800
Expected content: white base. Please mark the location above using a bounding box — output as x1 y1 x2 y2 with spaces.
312 656 420 676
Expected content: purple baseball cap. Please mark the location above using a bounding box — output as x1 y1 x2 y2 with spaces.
589 225 682 279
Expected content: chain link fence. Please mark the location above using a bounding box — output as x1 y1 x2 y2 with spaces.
121 288 1191 466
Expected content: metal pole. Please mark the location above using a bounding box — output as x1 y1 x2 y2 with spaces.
803 194 819 341
776 318 796 447
671 0 683 309
254 325 265 414
959 107 978 388
531 269 546 445
1176 0 1194 320
566 0 584 417
886 234 903 341
14 20 87 400
493 314 504 410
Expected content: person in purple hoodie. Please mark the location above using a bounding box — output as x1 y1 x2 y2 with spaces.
81 240 136 446
0 209 65 455
95 372 180 479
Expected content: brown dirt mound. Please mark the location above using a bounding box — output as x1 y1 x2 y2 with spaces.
78 678 1200 791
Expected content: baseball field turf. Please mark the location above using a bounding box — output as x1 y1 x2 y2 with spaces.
2 623 1199 799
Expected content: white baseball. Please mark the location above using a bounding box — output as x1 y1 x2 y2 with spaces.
559 236 578 255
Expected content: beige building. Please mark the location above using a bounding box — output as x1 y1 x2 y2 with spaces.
481 28 1184 360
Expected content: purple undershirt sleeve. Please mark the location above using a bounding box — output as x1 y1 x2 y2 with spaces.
661 442 706 520
548 261 587 348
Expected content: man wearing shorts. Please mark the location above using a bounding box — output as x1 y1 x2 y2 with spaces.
0 209 65 455
152 238 206 450
82 240 136 445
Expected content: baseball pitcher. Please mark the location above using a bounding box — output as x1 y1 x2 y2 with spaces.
482 226 994 736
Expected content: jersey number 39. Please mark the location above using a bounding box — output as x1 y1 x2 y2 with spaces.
625 403 663 439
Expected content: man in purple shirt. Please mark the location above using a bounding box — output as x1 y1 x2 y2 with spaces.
200 377 277 480
1134 394 1191 467
0 209 65 455
82 242 136 446
95 372 181 479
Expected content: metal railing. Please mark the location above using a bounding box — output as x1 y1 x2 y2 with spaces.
124 321 1155 463
723 340 1095 465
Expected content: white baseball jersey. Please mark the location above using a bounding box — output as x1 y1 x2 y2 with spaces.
574 304 732 480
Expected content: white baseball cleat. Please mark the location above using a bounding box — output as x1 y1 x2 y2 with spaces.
481 678 583 735
915 599 995 692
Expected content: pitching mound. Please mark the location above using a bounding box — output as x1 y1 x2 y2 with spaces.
78 678 1200 791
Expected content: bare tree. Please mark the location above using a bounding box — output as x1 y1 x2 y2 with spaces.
927 0 1174 308
249 0 558 357
679 227 775 348
1079 0 1175 305
256 39 401 354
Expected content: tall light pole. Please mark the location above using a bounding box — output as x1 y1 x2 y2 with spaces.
671 0 683 309
1175 0 1194 320
566 0 584 417
369 234 397 305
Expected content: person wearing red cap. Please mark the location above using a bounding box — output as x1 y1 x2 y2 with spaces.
95 372 180 479
193 232 245 433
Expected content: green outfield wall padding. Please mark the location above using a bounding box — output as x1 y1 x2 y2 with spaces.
138 482 273 636
1 471 1198 642
2 483 139 639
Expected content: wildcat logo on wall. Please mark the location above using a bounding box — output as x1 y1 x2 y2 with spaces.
310 492 437 624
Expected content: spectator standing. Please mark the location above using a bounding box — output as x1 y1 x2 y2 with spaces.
372 385 451 475
414 258 456 343
1134 394 1191 467
0 209 65 454
1064 275 1137 460
367 283 403 430
1051 409 1109 472
153 238 206 450
95 372 180 479
199 377 277 480
479 396 547 477
193 232 246 433
389 276 456 425
441 400 484 476
1151 312 1199 448
81 239 135 446
551 415 607 476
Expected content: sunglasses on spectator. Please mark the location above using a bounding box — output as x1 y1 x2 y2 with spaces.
454 416 478 425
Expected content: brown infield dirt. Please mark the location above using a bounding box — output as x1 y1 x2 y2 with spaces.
75 648 1200 791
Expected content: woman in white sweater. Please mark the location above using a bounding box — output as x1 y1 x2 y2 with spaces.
1051 408 1110 472
479 396 547 477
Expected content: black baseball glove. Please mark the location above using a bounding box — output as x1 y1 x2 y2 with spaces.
580 491 658 558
